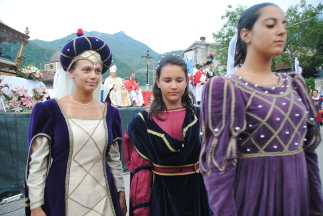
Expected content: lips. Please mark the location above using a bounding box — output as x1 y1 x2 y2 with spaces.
169 92 179 95
274 40 284 45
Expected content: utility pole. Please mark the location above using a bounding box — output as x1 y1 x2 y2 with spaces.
142 50 154 85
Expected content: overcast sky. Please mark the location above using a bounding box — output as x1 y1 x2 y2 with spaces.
0 0 321 54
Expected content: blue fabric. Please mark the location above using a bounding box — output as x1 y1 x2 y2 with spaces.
60 36 112 74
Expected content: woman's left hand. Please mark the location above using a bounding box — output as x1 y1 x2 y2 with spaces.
118 191 127 216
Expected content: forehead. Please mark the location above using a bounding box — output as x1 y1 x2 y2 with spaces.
257 5 285 21
76 59 102 68
160 64 185 77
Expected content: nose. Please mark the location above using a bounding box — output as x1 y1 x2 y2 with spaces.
170 80 177 89
278 23 286 37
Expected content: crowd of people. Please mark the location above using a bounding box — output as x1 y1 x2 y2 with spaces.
103 68 143 108
24 2 323 216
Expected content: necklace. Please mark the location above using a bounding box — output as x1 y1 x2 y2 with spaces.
69 94 95 108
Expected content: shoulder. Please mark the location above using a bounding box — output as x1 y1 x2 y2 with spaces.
32 99 57 114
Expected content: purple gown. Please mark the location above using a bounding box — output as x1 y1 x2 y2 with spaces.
200 73 323 216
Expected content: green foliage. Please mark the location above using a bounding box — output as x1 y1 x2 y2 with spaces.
305 77 315 92
282 0 323 78
212 4 247 75
22 41 56 69
211 1 323 77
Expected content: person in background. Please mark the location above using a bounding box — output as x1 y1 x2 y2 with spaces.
204 61 215 79
104 64 131 108
124 73 143 107
123 54 212 216
311 89 323 131
199 3 323 215
194 65 206 105
25 32 126 216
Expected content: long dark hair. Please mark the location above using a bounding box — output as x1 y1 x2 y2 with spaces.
234 3 277 67
149 54 196 121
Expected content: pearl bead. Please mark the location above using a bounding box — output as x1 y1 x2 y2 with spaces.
295 87 298 89
276 118 280 121
249 124 252 127
280 92 284 94
282 103 286 105
264 91 268 94
182 143 185 148
247 149 250 152
258 105 262 108
67 49 70 51
286 85 289 87
200 132 203 135
273 146 278 148
235 127 240 131
303 125 307 128
260 135 265 138
310 118 315 121
272 87 275 89
298 98 302 101
306 111 309 113
304 138 307 141
294 143 299 145
295 114 299 117
239 138 242 140
214 128 219 132
245 82 248 85
255 84 258 87
282 85 285 88
239 77 242 79
285 131 290 134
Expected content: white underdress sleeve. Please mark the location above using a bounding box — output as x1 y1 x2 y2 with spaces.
107 141 125 192
26 136 50 209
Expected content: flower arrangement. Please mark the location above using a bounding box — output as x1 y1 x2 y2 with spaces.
3 86 39 112
32 88 47 102
17 63 44 81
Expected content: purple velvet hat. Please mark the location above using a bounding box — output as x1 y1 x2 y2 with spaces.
60 32 112 74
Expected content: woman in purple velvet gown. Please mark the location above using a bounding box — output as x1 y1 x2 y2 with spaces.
25 33 126 216
199 3 323 216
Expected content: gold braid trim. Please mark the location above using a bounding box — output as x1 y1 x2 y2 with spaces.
147 129 179 152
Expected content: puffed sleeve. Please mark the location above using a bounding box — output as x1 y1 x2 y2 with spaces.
199 76 245 216
107 108 125 192
124 114 152 216
25 102 53 215
291 74 323 215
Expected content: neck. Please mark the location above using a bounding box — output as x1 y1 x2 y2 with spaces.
242 51 273 75
70 91 94 104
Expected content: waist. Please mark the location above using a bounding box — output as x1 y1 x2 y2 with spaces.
152 162 199 176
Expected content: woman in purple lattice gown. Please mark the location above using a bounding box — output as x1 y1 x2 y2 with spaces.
199 3 323 216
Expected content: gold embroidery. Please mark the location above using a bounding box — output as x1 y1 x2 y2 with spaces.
147 129 179 152
134 146 151 161
138 112 145 121
238 148 303 157
183 114 198 137
311 210 323 216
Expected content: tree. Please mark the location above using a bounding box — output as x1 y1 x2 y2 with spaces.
211 4 247 75
278 0 323 78
211 1 323 77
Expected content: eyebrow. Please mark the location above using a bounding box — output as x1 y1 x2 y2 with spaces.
262 17 287 24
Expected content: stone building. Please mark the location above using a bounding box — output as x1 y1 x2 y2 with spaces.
181 36 222 74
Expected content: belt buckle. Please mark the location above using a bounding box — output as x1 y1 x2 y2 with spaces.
194 162 200 173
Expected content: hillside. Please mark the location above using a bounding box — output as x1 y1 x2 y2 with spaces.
21 31 182 84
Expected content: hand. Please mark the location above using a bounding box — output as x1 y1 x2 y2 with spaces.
31 207 46 216
113 87 117 92
201 82 205 85
119 191 127 216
